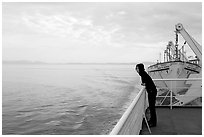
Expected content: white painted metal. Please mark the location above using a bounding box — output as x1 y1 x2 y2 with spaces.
154 78 202 107
175 23 202 65
110 87 148 135
110 78 201 135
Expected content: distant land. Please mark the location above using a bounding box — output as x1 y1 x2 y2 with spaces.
2 60 155 66
3 60 47 64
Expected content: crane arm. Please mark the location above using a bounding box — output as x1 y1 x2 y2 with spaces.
175 23 202 65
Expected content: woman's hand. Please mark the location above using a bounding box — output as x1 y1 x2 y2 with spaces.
141 83 146 86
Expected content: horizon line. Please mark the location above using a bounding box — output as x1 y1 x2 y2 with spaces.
2 60 154 65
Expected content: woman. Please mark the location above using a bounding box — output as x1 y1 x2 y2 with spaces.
136 63 157 127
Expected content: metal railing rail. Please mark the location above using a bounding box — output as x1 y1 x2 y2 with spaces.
153 78 201 81
110 78 201 135
110 87 148 135
153 78 202 109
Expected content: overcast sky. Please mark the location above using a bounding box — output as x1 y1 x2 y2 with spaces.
2 2 202 63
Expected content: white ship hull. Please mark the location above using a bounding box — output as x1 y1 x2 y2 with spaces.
148 61 201 94
148 61 201 106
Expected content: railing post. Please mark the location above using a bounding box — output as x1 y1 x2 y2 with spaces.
170 81 173 109
153 78 202 109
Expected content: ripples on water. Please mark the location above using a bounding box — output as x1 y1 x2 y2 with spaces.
2 64 141 135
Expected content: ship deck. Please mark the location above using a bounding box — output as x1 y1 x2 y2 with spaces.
140 107 202 135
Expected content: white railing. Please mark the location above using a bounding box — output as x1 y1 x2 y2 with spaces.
153 78 202 109
110 78 202 135
110 87 148 135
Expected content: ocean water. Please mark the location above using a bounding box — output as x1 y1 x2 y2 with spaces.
2 64 142 135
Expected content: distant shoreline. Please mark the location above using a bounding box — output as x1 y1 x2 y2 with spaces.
3 60 154 65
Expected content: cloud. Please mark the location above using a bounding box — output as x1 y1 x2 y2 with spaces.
3 2 202 63
21 12 122 48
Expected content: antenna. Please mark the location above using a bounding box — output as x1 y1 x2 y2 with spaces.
159 53 161 63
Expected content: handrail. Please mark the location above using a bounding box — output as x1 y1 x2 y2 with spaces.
153 78 202 108
110 87 147 135
110 78 202 135
153 78 202 81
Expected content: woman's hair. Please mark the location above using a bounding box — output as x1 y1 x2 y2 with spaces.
136 63 145 71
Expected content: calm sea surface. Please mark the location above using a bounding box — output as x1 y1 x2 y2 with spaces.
2 64 142 135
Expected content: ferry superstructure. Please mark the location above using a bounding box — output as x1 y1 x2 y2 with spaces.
110 23 202 135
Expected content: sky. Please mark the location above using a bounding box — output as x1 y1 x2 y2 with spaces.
2 2 202 63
